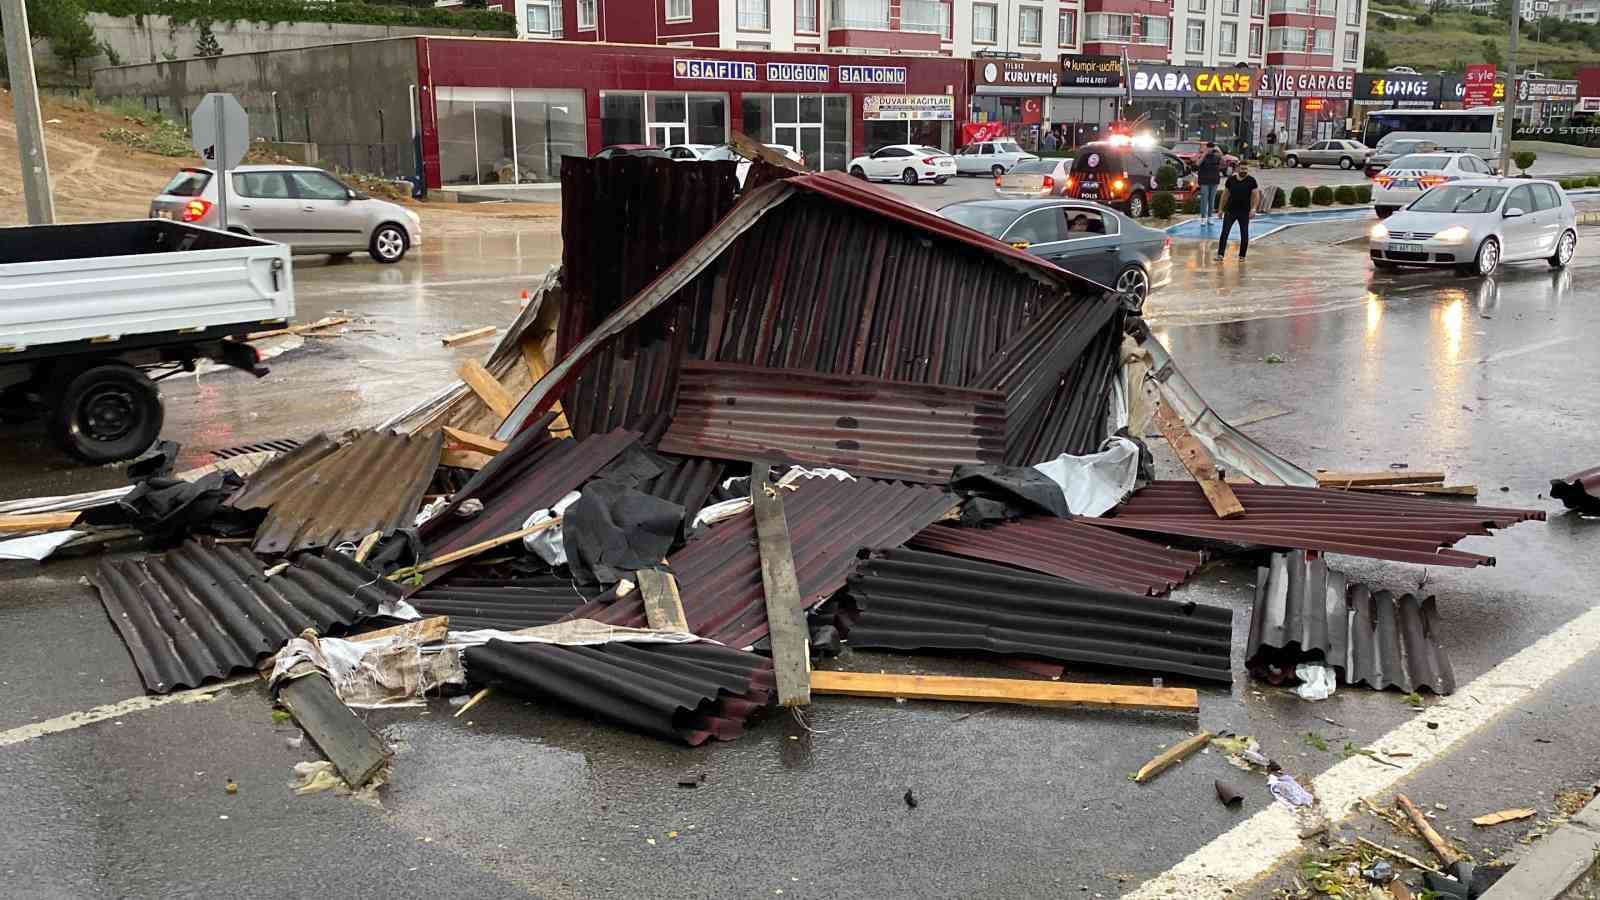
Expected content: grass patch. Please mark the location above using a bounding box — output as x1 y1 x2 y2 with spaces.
1367 4 1600 77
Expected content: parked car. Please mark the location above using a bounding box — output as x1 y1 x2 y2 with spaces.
665 143 805 186
953 140 1038 177
592 145 671 159
938 199 1173 307
848 145 957 184
1063 141 1168 218
1369 178 1577 276
1372 152 1496 218
1388 66 1419 74
994 157 1073 198
1364 139 1441 176
1284 139 1373 170
150 165 421 263
1166 141 1239 171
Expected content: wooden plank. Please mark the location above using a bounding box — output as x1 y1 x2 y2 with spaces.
457 358 515 419
1396 793 1463 865
520 338 572 437
441 426 507 455
277 673 392 788
751 464 810 707
636 569 689 633
0 512 80 534
1315 471 1446 487
1347 483 1478 497
440 448 494 471
389 517 561 580
728 130 807 174
246 315 351 341
352 530 382 565
1154 401 1245 519
344 615 449 646
442 325 497 347
811 670 1201 715
1133 731 1216 782
1472 808 1537 827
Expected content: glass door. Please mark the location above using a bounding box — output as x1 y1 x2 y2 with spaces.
773 94 827 170
649 124 688 146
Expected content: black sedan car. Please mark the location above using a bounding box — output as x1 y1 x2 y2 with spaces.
938 199 1172 306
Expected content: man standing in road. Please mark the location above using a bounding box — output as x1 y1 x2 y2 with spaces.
1196 143 1223 226
1216 161 1261 261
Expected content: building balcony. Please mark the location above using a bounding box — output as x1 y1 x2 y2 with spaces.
1082 40 1169 60
1083 0 1173 14
827 27 943 50
1265 50 1335 65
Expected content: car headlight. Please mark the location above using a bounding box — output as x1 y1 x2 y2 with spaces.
1435 225 1470 243
1370 223 1389 241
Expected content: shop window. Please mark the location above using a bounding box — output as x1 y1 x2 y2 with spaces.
1018 5 1042 44
436 92 477 187
737 0 769 30
688 95 726 144
795 0 818 31
1058 9 1076 46
832 0 889 28
972 3 998 42
740 93 848 171
1186 20 1203 52
601 92 645 147
865 120 952 153
438 87 585 186
512 89 584 183
577 0 596 29
1221 21 1237 54
824 96 848 171
666 0 691 21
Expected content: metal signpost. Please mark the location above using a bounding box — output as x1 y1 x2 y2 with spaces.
0 0 56 224
191 93 250 230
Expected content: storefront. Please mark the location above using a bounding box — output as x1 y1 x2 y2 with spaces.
1124 64 1257 148
1052 54 1125 149
862 95 956 152
1439 73 1506 111
1254 68 1355 147
970 59 1060 150
1517 78 1579 127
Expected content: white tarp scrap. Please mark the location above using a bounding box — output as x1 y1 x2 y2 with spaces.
522 490 581 564
269 623 463 709
446 618 708 650
691 467 854 528
0 530 84 562
1031 437 1140 517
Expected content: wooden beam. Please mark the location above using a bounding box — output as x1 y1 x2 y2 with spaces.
1395 793 1463 866
246 315 351 341
457 358 515 419
441 426 507 455
519 338 571 437
277 673 392 788
1154 401 1245 519
1315 471 1446 487
728 130 808 174
343 615 449 646
440 448 494 471
636 569 689 633
353 530 382 565
0 512 80 534
811 670 1201 715
751 464 810 707
390 517 561 580
1133 731 1216 783
1346 483 1478 497
442 325 497 347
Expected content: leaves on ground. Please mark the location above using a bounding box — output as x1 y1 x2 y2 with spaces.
1305 731 1330 752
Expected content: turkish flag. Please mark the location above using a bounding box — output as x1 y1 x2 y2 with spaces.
1022 98 1042 124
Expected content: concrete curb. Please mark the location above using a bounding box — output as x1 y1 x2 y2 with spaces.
1480 795 1600 899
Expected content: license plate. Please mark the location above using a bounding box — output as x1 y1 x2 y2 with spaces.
154 210 173 220
1390 242 1424 254
1393 179 1417 189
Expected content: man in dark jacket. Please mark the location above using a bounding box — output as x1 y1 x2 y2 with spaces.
1196 143 1223 225
1216 161 1261 261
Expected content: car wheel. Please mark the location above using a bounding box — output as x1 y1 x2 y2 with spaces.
1339 156 1353 170
1474 236 1501 276
901 168 919 185
990 165 1005 178
1127 191 1147 218
1285 154 1299 168
369 224 408 263
1114 265 1149 309
1550 229 1577 268
850 165 866 179
48 363 163 463
934 176 949 185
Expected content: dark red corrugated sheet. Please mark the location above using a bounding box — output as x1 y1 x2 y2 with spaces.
909 518 1205 596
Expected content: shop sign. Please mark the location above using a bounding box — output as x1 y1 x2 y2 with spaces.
1059 54 1124 89
975 59 1060 90
766 62 830 83
1444 74 1505 102
1518 78 1579 101
1462 64 1496 108
1129 65 1254 97
673 58 758 81
862 94 954 121
1257 68 1353 99
1354 73 1440 102
839 65 907 85
1303 97 1325 111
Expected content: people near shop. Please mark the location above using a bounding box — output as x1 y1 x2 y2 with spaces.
1216 162 1261 262
1195 143 1223 226
1042 129 1058 152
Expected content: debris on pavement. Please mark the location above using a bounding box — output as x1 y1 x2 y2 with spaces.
1470 808 1537 827
1550 464 1600 514
809 670 1199 714
1293 662 1338 701
441 325 498 347
1268 772 1315 808
1215 779 1246 807
1134 731 1215 783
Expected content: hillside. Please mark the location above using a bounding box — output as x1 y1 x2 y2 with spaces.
1367 1 1600 78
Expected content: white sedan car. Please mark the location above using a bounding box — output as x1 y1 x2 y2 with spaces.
848 145 957 185
1369 178 1577 276
1372 152 1496 218
954 140 1038 177
664 143 804 186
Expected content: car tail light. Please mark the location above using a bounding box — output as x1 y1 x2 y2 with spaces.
1112 176 1127 195
1418 175 1448 189
1374 175 1393 189
923 156 939 165
1042 175 1054 190
1066 175 1076 192
181 199 212 222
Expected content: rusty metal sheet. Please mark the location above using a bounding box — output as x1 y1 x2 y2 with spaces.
1551 465 1600 514
658 362 1007 483
909 518 1205 596
987 312 1125 463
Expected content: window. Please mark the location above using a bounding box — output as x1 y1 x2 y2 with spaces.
526 0 551 35
1344 31 1358 61
795 0 818 29
1084 12 1131 40
1061 207 1116 237
1019 5 1042 43
1269 0 1312 11
1221 21 1237 53
979 143 995 154
1312 27 1331 51
1267 26 1306 51
1143 15 1170 44
1186 20 1204 52
1252 0 1264 12
1224 0 1240 13
832 0 889 27
941 0 952 38
1531 183 1561 210
1002 209 1065 245
972 3 997 42
1058 9 1077 45
551 0 563 35
577 0 595 29
1346 0 1360 24
666 0 691 21
233 172 290 198
902 0 943 31
1249 23 1262 53
737 0 769 30
288 171 350 201
1506 184 1534 213
737 40 771 48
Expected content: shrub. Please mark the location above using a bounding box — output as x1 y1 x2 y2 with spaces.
1588 177 1600 187
1155 164 1179 191
1311 185 1335 205
1333 184 1358 204
1180 195 1200 215
1512 150 1538 174
1355 184 1373 204
1151 191 1177 218
1290 186 1311 207
1271 187 1287 208
1416 12 1433 25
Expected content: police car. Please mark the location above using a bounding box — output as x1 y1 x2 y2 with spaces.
1371 152 1495 219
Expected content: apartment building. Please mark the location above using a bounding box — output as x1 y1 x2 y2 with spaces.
1549 0 1599 21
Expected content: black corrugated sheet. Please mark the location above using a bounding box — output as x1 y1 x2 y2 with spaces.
411 575 604 631
641 452 725 526
91 543 399 693
464 640 774 745
1246 550 1455 695
842 548 1234 684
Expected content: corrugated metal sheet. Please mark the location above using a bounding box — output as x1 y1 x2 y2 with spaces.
1551 465 1600 514
91 543 398 693
658 362 1008 483
228 429 443 556
563 476 959 648
1085 482 1544 567
909 518 1206 597
988 313 1124 463
841 548 1233 684
463 640 774 745
410 575 603 631
641 453 725 526
1247 550 1455 694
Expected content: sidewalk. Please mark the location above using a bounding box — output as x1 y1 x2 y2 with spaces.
1482 795 1600 899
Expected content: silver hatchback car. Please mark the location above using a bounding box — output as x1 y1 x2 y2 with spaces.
1369 178 1577 276
151 165 422 263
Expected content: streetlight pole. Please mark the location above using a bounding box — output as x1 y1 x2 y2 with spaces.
0 0 57 224
1499 2 1520 176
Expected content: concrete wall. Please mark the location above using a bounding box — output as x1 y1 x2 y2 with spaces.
92 39 422 178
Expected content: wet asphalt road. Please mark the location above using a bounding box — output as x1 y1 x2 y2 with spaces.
3 203 1600 898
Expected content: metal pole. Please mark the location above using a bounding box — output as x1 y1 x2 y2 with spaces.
0 0 56 224
214 101 229 231
1500 3 1520 175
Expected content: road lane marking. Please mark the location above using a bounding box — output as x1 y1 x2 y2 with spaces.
1473 335 1579 366
1125 600 1600 898
0 676 257 748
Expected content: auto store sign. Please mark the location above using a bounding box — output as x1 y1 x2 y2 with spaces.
1354 73 1442 102
1519 78 1579 101
1129 65 1255 97
1257 67 1354 99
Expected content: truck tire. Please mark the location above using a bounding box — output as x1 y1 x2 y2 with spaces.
48 363 163 463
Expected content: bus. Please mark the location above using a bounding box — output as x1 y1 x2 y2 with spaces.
1360 108 1501 156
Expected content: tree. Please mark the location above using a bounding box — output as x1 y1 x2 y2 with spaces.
1482 37 1502 65
194 18 222 57
1365 43 1389 69
50 4 98 77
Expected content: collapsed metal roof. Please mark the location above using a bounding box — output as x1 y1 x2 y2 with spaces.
92 543 397 693
658 362 1008 483
842 548 1234 684
411 575 603 631
1551 465 1600 514
908 518 1206 597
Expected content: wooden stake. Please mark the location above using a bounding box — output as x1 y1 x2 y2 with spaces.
440 449 494 471
728 130 808 173
519 338 571 437
246 315 351 341
353 530 383 565
1347 484 1478 497
1355 837 1442 875
457 358 515 419
1133 731 1216 782
390 518 561 580
442 325 497 347
811 671 1201 716
636 569 689 633
0 512 80 533
277 673 391 788
454 687 491 719
1395 793 1463 866
441 426 507 455
752 464 810 707
1316 471 1446 487
1154 401 1245 519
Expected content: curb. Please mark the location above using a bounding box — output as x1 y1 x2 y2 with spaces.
1480 795 1600 899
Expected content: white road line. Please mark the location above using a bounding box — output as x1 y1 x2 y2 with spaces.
0 676 257 748
1125 601 1600 899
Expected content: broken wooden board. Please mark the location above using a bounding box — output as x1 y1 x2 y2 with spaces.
442 325 497 347
246 315 351 341
343 615 450 646
519 338 572 437
1133 731 1215 782
440 449 494 471
0 512 80 534
1154 401 1245 519
457 358 515 419
392 518 560 579
1472 808 1537 827
636 569 689 634
728 130 807 173
1315 471 1446 487
441 426 507 455
1346 483 1478 497
1396 793 1463 865
277 673 391 788
811 671 1200 716
752 464 810 707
